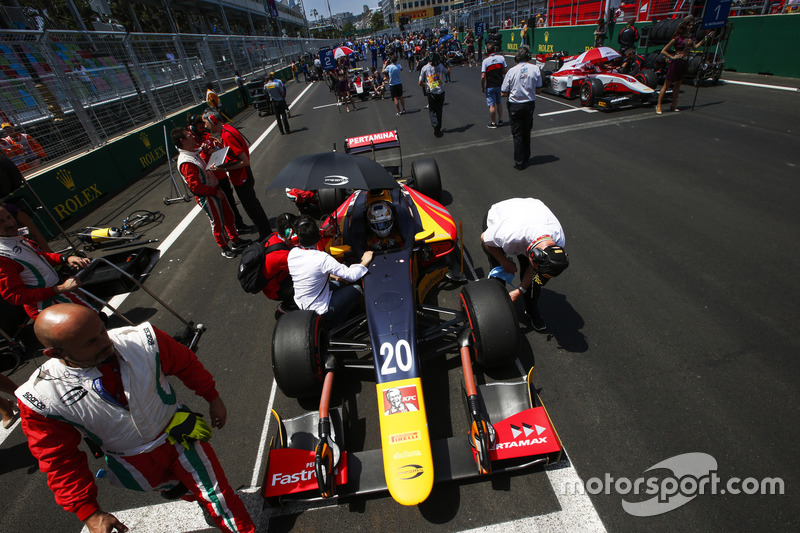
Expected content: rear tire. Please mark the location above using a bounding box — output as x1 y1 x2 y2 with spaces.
318 188 346 215
460 279 520 368
579 78 604 107
271 311 327 398
410 158 442 201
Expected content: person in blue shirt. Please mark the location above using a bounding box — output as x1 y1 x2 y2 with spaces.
382 56 406 115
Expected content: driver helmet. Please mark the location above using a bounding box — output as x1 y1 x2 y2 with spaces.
367 201 394 238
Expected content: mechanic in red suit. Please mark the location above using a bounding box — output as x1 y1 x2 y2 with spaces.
202 110 271 240
261 212 297 304
0 205 92 319
172 127 250 259
188 115 249 233
16 303 254 533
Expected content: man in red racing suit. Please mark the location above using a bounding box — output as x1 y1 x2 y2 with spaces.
16 304 254 533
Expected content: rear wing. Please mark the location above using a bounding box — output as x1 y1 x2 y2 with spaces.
344 130 400 155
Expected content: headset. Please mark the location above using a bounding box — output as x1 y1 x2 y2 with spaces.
188 115 202 135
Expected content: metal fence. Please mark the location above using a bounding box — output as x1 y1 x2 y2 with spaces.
0 29 336 174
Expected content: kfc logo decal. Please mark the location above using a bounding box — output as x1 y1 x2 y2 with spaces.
383 385 419 416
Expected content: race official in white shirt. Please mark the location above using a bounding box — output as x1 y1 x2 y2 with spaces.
287 215 372 327
501 46 543 170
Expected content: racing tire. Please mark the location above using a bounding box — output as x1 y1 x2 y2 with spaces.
318 187 346 215
635 69 658 89
460 279 520 368
271 310 327 398
410 158 442 201
579 78 604 107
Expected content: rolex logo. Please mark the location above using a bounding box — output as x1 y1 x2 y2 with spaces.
544 31 549 43
55 169 76 191
140 131 150 148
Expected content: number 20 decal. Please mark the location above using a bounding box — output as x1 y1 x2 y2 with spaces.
380 340 413 376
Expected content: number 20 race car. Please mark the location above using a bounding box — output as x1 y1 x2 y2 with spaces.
262 143 563 508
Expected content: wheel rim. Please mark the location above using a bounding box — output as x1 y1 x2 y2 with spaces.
580 83 591 103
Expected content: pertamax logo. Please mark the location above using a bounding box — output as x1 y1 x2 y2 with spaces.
323 175 349 186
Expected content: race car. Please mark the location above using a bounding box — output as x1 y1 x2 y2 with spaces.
348 67 373 100
263 169 563 507
541 48 660 110
286 130 442 214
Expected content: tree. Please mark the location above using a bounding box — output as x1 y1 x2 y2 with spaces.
371 12 386 32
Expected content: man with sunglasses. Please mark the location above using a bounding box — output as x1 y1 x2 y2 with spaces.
481 197 569 332
15 304 254 533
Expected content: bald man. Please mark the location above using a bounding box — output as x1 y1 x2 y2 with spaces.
0 205 91 319
15 304 254 533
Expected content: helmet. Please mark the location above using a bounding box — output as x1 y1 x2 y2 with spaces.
528 244 569 279
367 201 393 238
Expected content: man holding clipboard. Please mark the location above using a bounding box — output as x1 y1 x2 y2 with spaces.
171 128 250 259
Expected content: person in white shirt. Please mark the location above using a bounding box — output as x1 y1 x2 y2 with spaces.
287 215 373 327
481 198 569 332
501 46 543 170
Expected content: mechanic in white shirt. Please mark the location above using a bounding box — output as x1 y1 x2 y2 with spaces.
287 215 373 327
481 197 568 332
501 45 543 170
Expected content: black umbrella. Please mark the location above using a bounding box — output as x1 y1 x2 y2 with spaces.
268 152 399 191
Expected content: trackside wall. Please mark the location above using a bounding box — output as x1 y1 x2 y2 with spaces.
17 66 291 230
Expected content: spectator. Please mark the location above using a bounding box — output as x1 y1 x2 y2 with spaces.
371 41 378 69
335 58 357 113
481 198 569 331
2 123 46 173
16 303 255 533
314 55 322 79
0 373 18 429
618 19 640 54
0 206 92 319
288 215 372 328
172 128 249 259
520 20 529 42
594 17 607 47
419 51 448 137
291 60 299 82
536 16 546 28
656 18 713 114
481 42 507 128
383 56 406 115
203 110 271 240
501 46 543 170
301 60 311 83
205 82 221 110
371 67 385 99
188 115 250 234
234 71 248 106
264 73 291 134
465 30 476 67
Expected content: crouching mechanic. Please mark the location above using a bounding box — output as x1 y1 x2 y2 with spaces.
481 198 569 331
16 304 254 533
288 215 372 328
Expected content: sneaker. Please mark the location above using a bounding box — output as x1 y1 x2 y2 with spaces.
396 112 402 116
230 238 252 251
487 122 497 129
236 224 257 234
497 119 503 126
526 310 547 332
220 248 236 259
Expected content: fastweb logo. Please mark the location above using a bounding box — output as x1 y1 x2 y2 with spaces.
562 453 784 516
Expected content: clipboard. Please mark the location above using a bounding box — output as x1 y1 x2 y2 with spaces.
206 146 230 168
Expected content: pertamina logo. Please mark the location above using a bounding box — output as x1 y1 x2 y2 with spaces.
396 464 424 480
494 422 548 450
55 168 76 191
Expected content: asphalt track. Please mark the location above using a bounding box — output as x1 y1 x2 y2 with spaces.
1 62 799 533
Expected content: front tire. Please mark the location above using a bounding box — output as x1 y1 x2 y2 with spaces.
580 78 604 107
460 279 520 368
410 158 442 201
271 311 327 398
636 69 658 89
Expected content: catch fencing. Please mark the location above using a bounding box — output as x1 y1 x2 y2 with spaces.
0 29 336 173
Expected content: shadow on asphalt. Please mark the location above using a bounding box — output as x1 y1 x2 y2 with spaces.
442 124 474 135
0 442 37 475
541 290 587 354
527 154 559 166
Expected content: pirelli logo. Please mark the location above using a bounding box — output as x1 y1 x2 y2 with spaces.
390 431 421 444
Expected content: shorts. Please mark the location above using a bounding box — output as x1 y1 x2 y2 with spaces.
390 84 403 99
486 86 502 107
